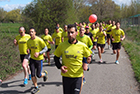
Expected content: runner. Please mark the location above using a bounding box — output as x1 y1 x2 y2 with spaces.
62 25 68 42
41 28 54 65
90 23 99 50
85 26 94 57
14 26 31 85
106 20 112 49
110 21 125 64
110 21 116 47
96 25 107 63
56 23 63 32
52 26 62 49
76 27 93 85
26 27 48 93
54 24 92 94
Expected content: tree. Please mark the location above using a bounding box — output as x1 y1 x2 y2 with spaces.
4 9 22 23
0 8 7 22
22 0 77 34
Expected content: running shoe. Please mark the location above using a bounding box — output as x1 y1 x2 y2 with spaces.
83 78 86 85
29 74 31 80
43 60 47 63
48 62 51 65
115 60 119 64
31 87 39 94
99 59 103 63
43 70 48 82
24 78 28 85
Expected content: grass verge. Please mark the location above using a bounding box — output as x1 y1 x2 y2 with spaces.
122 39 140 83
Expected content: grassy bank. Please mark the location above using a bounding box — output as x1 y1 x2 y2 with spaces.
0 33 21 80
0 23 55 80
0 23 22 33
122 27 140 82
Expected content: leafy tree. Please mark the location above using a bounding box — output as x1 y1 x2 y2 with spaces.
22 0 77 34
0 8 7 22
4 9 22 23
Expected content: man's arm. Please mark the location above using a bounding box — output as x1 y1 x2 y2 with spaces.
34 46 48 58
13 39 18 46
54 55 67 73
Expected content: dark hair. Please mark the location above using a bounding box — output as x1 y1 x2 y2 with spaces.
68 24 77 32
115 21 120 25
30 27 36 32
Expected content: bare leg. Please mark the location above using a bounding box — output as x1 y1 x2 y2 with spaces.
98 46 102 60
116 49 120 61
47 52 50 64
22 59 29 79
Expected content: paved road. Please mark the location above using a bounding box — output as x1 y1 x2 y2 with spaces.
0 45 139 94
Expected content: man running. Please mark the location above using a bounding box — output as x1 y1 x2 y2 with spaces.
54 24 92 94
110 21 125 64
26 27 48 93
62 25 68 42
96 25 107 63
106 20 112 49
52 26 62 49
41 28 54 65
14 26 31 85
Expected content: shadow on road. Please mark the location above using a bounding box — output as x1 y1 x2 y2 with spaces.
38 81 62 87
0 79 24 88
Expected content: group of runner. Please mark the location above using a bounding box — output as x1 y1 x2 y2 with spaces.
13 20 125 94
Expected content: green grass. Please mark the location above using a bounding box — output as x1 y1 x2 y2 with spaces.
0 32 21 80
122 27 140 83
0 23 23 33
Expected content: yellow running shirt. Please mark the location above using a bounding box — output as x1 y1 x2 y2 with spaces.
111 25 116 30
41 34 53 49
90 29 98 42
96 31 106 44
15 34 30 55
110 28 125 43
27 36 46 60
106 24 112 34
62 31 68 42
76 35 93 47
52 32 62 46
54 41 92 78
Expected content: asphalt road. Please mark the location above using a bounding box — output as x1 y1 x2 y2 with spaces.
0 45 139 94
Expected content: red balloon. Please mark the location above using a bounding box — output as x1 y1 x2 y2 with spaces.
89 14 97 23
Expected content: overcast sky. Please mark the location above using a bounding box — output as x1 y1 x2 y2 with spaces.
0 0 131 12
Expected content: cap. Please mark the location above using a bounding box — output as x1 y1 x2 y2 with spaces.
85 26 89 29
55 26 59 29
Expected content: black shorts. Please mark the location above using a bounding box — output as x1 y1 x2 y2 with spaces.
107 34 110 38
20 54 26 63
97 43 105 48
47 49 51 52
55 45 58 49
93 42 97 46
112 42 121 50
29 58 43 78
62 76 82 94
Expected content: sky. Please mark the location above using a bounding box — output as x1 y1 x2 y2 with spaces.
0 0 131 12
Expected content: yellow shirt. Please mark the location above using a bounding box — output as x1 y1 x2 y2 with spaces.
27 36 46 60
90 29 98 42
96 31 106 44
41 34 53 49
62 31 68 42
15 34 30 55
54 41 92 78
111 25 116 30
106 24 112 34
54 27 63 32
76 35 93 47
52 32 62 45
110 28 125 43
